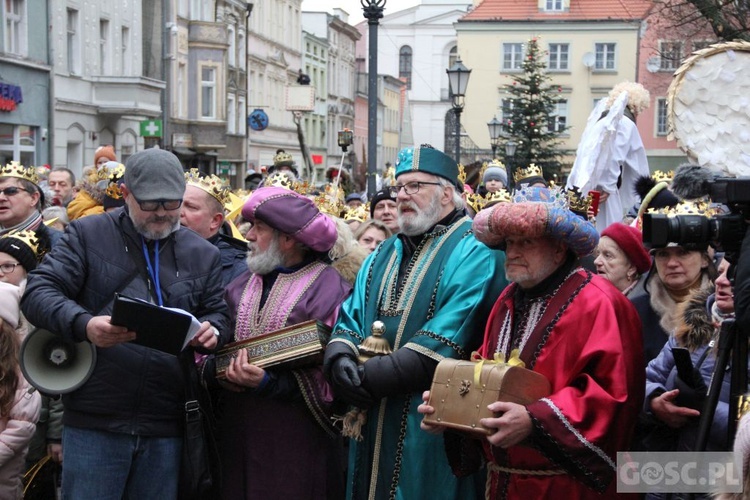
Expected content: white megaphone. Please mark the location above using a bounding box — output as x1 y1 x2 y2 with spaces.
20 328 96 395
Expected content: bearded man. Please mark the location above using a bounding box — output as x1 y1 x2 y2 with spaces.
420 187 645 499
22 148 229 499
218 186 352 499
324 144 509 499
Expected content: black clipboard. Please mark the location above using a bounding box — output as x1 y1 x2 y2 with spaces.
110 293 193 355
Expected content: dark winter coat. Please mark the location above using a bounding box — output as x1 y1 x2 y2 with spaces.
21 207 229 437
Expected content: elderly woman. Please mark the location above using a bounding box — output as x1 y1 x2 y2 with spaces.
594 222 651 296
631 240 716 366
642 258 740 483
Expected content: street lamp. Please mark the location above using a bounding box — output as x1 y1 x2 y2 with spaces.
362 0 386 198
446 57 471 165
487 117 503 159
505 139 517 190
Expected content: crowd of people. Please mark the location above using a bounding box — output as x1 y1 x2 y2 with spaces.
0 84 748 500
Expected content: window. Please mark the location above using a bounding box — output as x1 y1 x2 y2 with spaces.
548 99 568 133
99 19 110 74
4 0 26 55
659 41 682 71
121 27 130 76
228 25 235 67
548 43 569 71
227 94 236 134
399 46 412 90
594 43 616 70
448 46 458 70
120 131 136 165
0 124 35 166
238 31 246 67
503 43 523 71
545 0 563 11
656 98 668 136
238 95 246 135
67 9 80 74
201 67 216 119
692 40 713 52
177 62 187 118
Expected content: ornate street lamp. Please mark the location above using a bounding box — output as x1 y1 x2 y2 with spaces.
362 0 386 198
487 117 503 159
446 57 471 165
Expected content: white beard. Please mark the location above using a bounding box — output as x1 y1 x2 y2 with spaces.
397 190 443 236
246 235 285 275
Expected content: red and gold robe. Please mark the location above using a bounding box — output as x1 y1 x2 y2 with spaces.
477 270 644 499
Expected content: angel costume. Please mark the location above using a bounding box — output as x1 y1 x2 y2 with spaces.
567 92 650 231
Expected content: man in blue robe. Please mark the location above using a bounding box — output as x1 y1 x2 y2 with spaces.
324 144 509 500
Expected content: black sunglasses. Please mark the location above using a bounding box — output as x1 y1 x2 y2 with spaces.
136 199 183 211
0 186 31 197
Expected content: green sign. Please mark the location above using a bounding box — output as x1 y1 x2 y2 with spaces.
218 161 231 175
140 120 163 137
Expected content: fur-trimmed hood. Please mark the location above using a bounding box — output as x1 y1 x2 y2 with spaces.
673 286 715 351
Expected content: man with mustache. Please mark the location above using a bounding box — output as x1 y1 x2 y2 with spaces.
22 148 229 499
216 186 352 499
420 187 644 499
324 144 509 499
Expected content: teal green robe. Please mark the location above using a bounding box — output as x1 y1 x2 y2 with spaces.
330 216 509 500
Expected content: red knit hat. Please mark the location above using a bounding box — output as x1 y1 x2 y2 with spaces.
600 222 651 274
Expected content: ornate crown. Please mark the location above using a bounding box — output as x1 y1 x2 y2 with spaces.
652 170 674 183
513 163 544 184
185 168 231 205
383 165 396 187
104 163 126 200
647 200 712 217
344 203 369 222
265 172 296 190
273 150 294 167
513 184 567 209
314 184 346 218
458 164 466 185
466 189 512 214
2 229 39 256
0 161 39 186
566 188 593 216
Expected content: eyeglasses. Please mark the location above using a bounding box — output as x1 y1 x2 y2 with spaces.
389 181 441 196
136 199 183 211
0 262 20 273
0 187 30 197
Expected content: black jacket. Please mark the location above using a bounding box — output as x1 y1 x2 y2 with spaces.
22 207 230 437
210 225 248 287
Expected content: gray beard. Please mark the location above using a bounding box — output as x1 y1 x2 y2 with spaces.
246 236 285 275
130 214 180 241
398 191 443 237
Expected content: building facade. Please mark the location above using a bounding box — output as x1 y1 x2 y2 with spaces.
0 0 51 168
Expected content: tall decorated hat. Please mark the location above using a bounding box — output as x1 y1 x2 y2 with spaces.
394 144 460 188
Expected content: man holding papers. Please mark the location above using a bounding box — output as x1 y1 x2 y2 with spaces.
21 148 229 499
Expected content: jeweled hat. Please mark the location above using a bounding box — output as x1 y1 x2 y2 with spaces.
0 161 39 186
513 163 546 186
344 203 369 223
185 168 231 206
473 186 599 257
465 189 511 214
0 229 40 272
394 144 459 187
241 186 337 253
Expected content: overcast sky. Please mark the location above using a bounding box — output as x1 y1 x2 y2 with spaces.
301 0 420 25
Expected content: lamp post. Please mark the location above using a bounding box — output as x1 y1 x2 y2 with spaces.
487 117 503 159
446 57 471 165
505 139 517 190
362 0 386 198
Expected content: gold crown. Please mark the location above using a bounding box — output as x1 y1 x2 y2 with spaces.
273 150 294 166
466 189 511 213
647 200 712 217
458 164 466 185
2 229 39 257
344 203 369 222
652 170 674 183
566 189 593 215
513 163 544 184
104 163 126 199
0 161 39 186
185 168 231 205
265 172 296 190
314 184 346 218
383 166 396 186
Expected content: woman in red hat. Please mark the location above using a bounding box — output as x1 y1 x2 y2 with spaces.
594 222 651 296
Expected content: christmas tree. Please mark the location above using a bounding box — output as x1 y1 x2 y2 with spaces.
502 37 566 183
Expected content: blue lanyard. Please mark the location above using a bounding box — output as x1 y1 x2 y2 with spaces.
141 237 163 306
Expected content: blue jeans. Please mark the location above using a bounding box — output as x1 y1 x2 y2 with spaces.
62 426 182 500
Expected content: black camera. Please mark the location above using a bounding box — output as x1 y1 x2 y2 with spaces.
642 177 750 253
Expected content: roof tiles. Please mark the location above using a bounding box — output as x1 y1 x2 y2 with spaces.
462 0 654 22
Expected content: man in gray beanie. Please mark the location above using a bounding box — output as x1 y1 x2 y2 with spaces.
22 147 229 499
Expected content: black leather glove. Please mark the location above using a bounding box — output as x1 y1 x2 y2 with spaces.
330 355 374 409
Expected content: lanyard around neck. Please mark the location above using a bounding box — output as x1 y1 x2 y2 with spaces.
141 237 163 306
